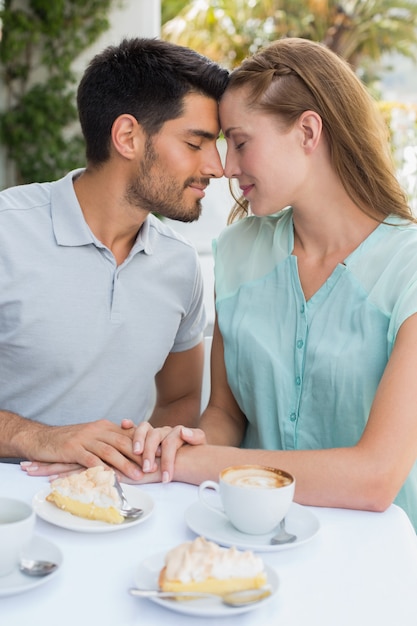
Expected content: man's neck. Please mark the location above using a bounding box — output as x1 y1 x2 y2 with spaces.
73 166 148 264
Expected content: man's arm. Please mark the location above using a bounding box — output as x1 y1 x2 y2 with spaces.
0 410 49 459
148 341 204 428
0 409 143 480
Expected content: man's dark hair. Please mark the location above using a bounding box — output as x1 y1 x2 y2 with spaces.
77 37 229 165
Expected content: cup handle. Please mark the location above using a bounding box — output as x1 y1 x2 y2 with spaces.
198 481 227 519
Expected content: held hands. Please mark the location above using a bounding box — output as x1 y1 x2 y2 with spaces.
20 419 207 484
121 419 207 483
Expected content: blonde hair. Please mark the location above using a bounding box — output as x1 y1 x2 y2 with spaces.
226 37 413 224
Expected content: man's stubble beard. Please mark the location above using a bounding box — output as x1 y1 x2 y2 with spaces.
126 136 208 222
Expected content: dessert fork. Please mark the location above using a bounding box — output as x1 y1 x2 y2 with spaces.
113 476 143 521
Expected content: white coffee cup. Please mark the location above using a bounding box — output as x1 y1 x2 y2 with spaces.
0 497 35 576
199 464 295 535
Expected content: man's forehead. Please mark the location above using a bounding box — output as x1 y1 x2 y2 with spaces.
165 94 220 138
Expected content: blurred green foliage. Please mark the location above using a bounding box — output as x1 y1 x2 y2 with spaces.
162 0 417 77
0 0 114 185
161 0 188 24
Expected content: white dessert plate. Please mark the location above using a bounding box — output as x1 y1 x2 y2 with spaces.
185 501 320 552
134 552 279 617
32 484 154 533
0 535 63 597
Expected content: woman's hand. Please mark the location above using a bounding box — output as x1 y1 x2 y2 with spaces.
121 419 206 482
20 461 85 479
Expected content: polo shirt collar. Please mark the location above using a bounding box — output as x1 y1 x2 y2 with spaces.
131 217 153 255
50 169 153 255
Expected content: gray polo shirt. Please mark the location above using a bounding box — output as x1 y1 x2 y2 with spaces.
0 170 206 425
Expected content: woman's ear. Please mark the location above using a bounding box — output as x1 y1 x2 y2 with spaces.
298 110 322 154
111 114 144 160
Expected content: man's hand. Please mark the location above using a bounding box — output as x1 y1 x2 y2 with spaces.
17 419 144 481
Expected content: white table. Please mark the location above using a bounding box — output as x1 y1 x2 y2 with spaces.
1 462 417 626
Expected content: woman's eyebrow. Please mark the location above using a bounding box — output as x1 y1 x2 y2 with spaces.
224 126 240 138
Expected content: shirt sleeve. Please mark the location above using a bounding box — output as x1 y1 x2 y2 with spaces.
171 251 206 352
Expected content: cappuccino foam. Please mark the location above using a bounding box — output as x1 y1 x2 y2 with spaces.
222 466 292 489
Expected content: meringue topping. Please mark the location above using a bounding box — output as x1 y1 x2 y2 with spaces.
49 466 121 508
164 537 265 583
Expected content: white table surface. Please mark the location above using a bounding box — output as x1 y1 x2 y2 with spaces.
1 462 417 626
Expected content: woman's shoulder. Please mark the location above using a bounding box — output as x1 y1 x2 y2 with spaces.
213 209 293 296
375 218 417 265
216 207 293 247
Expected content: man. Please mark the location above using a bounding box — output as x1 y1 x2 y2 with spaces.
0 38 228 479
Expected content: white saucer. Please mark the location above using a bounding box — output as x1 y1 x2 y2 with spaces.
185 501 320 552
0 535 63 597
33 484 154 533
134 552 279 617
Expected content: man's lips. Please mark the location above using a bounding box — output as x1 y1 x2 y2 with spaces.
188 184 207 198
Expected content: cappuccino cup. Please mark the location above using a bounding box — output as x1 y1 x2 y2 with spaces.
0 497 35 576
199 465 295 535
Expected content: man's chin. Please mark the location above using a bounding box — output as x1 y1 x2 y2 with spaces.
164 203 202 223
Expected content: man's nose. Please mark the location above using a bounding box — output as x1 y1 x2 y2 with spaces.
201 146 225 179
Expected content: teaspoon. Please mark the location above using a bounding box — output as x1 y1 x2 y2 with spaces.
129 586 272 607
270 518 297 545
19 558 58 577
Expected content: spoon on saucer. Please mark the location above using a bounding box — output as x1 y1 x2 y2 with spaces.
19 558 58 577
129 586 272 607
270 518 297 545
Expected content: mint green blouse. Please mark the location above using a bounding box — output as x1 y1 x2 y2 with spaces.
213 207 417 530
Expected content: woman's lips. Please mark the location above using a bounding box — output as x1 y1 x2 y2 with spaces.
240 184 254 197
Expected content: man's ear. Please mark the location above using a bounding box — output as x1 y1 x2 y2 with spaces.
111 114 145 160
298 110 322 154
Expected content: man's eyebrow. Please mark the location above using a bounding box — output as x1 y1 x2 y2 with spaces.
186 129 219 141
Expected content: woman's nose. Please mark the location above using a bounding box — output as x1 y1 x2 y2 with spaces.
223 150 240 179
